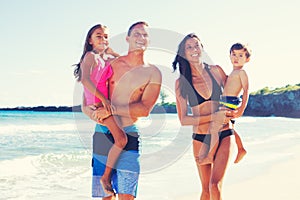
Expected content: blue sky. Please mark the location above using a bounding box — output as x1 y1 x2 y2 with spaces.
0 0 299 107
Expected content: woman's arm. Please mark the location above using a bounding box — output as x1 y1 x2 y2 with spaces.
211 65 228 87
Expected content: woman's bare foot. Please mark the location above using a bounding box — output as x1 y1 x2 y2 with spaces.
100 177 114 195
234 148 247 163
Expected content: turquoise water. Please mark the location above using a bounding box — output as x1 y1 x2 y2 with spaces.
0 111 300 199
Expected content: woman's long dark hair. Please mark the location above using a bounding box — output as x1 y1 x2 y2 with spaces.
172 33 203 98
73 24 107 81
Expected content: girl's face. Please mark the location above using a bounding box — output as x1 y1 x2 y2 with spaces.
89 27 109 54
230 49 250 68
184 37 202 63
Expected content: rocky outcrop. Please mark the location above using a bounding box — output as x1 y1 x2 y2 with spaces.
244 89 300 118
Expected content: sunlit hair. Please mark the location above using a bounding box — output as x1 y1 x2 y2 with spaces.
230 43 252 58
127 21 149 36
73 24 108 81
172 33 204 98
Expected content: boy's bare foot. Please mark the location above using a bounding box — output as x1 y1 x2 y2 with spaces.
100 177 114 195
198 155 214 165
234 148 247 163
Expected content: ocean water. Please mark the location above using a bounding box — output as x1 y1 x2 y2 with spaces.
0 111 300 200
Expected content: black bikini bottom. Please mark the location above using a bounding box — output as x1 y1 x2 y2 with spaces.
192 129 234 145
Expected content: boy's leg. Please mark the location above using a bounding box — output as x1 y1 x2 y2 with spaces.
199 111 226 165
101 116 128 194
233 130 247 163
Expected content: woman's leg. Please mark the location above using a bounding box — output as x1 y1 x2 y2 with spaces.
193 139 212 200
210 134 234 200
101 116 128 194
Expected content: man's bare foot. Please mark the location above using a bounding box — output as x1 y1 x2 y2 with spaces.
100 177 114 195
198 155 214 165
234 148 247 163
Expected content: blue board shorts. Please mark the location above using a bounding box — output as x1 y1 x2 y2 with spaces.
219 96 242 110
92 124 140 198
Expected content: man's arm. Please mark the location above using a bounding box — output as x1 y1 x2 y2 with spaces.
114 67 162 118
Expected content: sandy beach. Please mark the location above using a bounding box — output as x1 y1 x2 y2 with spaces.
174 145 300 200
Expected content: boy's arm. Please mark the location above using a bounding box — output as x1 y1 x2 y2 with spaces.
233 70 249 118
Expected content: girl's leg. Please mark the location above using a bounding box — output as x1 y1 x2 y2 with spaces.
233 130 247 163
193 140 212 200
210 134 234 200
101 116 128 194
103 195 116 200
118 194 135 200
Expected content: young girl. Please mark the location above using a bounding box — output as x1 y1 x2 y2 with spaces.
73 24 127 195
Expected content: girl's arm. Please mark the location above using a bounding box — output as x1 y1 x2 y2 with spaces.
105 47 120 58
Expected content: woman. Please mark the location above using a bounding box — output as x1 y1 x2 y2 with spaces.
173 33 235 200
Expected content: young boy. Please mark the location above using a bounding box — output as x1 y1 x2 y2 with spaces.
199 42 251 165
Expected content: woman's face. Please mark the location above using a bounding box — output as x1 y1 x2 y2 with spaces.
184 37 202 63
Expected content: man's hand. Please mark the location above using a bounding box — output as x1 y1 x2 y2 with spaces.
92 107 112 123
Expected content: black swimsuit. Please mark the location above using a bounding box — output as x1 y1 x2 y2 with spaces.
187 64 223 107
189 64 234 144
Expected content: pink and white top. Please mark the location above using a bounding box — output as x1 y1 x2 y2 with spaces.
84 57 113 105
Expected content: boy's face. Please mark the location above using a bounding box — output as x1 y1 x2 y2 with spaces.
230 49 250 67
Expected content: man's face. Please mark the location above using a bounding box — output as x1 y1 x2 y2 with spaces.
126 24 149 52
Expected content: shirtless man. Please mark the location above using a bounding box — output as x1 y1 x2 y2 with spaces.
82 21 162 200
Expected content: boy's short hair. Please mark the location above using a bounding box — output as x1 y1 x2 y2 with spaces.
230 43 252 58
127 21 149 36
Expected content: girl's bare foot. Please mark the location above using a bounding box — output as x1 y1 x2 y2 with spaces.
234 148 247 163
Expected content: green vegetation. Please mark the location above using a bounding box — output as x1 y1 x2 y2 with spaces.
251 83 300 95
159 89 168 104
158 102 176 106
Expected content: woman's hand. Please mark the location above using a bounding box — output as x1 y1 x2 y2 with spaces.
212 110 234 125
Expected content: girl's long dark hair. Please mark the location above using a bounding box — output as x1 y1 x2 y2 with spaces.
73 24 107 81
172 33 203 98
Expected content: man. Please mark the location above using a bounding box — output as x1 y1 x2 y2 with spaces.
82 21 162 200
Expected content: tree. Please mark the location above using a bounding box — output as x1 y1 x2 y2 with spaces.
159 89 168 104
